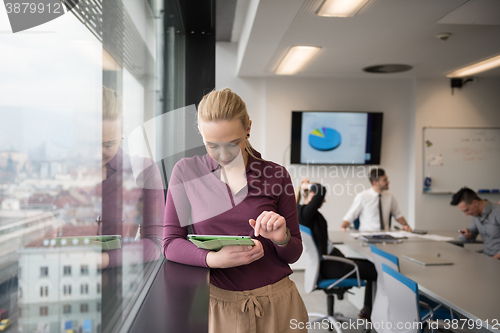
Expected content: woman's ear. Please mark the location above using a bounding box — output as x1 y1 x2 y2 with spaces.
246 120 252 136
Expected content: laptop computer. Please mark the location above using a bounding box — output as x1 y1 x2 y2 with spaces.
402 254 453 266
360 234 403 243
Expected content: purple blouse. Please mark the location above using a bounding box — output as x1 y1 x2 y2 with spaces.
163 151 303 291
98 148 165 267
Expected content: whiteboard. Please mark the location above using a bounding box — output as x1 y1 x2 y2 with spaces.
423 127 500 194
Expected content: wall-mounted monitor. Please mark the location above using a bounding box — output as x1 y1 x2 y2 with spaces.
291 111 383 165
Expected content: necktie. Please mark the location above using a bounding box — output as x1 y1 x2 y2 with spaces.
378 194 385 230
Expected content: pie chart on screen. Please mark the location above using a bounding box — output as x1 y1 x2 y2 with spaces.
308 127 342 151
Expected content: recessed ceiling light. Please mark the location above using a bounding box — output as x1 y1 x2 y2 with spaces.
363 64 413 74
317 0 370 17
275 46 321 75
446 54 500 77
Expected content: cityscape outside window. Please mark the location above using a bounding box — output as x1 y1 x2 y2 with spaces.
80 304 89 313
39 307 48 316
80 265 89 276
1 0 171 332
80 284 89 295
39 286 48 297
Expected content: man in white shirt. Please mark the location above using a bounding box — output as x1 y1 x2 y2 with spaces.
340 168 411 232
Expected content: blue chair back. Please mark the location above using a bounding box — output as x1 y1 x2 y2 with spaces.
382 263 421 333
300 225 366 293
353 214 392 230
299 225 321 293
370 245 400 332
353 218 360 230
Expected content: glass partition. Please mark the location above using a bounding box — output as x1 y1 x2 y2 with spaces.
0 0 170 331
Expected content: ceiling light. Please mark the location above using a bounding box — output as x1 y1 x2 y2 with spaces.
447 54 500 77
275 46 321 75
317 0 370 17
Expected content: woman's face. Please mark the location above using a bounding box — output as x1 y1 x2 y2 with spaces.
102 119 122 166
199 118 251 166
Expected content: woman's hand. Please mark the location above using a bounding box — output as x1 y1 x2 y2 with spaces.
249 211 287 243
98 252 110 269
205 239 264 268
300 178 310 191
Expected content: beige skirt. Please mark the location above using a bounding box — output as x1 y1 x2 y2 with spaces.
209 276 308 333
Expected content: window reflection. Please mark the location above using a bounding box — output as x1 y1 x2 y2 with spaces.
0 0 166 331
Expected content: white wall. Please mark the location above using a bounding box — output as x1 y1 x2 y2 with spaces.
217 42 500 231
264 77 415 229
216 42 266 155
414 78 500 230
216 42 416 230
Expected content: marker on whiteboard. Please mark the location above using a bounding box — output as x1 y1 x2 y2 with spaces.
492 189 499 194
424 176 432 192
478 189 490 193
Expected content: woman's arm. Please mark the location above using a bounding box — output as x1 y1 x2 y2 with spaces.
163 161 264 268
163 188 212 267
301 184 326 227
273 170 303 263
163 162 211 267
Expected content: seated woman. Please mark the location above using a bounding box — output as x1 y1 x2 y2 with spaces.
296 178 376 320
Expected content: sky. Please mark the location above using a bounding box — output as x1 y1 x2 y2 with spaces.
0 1 102 161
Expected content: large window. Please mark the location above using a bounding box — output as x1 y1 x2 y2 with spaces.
0 0 167 332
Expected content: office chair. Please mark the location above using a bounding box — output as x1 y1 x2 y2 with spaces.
369 244 399 333
300 225 366 333
369 245 455 332
354 218 360 230
353 214 391 230
381 264 470 333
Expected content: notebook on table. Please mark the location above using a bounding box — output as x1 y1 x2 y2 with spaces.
402 254 453 266
360 234 403 243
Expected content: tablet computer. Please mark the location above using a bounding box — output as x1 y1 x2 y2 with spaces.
188 234 255 251
49 235 122 251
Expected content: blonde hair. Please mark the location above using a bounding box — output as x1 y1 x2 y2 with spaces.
198 88 260 160
103 86 123 121
295 186 310 204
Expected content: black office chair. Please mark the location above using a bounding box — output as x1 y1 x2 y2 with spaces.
300 225 366 333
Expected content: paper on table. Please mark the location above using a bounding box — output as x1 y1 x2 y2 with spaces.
419 234 455 241
350 231 413 239
386 231 420 238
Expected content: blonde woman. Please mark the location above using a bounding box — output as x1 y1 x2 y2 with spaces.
163 88 308 332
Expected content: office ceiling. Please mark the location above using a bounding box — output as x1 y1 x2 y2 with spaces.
219 0 500 78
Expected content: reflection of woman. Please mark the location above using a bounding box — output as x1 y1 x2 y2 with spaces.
163 88 308 332
97 87 164 268
296 178 376 320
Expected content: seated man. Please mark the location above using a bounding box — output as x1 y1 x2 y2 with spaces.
451 187 500 260
340 168 411 232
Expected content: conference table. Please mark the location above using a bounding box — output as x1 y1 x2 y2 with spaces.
329 230 500 333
